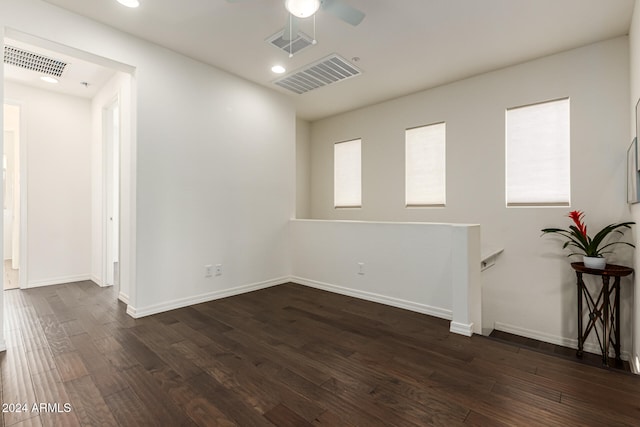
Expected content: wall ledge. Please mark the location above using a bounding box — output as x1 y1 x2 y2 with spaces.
290 218 480 227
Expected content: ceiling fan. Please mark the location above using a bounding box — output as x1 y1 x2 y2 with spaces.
227 0 365 41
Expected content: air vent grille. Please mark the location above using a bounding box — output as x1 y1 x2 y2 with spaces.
274 54 361 94
4 45 67 77
267 31 314 56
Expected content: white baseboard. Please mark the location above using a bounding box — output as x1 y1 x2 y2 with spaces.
118 292 129 305
450 321 474 337
0 339 6 353
91 274 104 287
291 276 452 321
28 274 92 288
632 355 640 374
126 276 290 319
494 321 631 361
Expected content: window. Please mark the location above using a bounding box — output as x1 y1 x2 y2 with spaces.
334 139 361 208
405 122 446 206
506 98 570 206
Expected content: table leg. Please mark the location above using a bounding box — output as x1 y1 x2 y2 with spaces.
614 276 621 365
602 275 610 366
576 271 583 358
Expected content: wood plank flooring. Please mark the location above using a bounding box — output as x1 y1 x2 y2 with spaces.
2 281 640 426
489 329 632 372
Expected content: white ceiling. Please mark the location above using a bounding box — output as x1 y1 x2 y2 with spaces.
4 37 117 99
20 0 638 120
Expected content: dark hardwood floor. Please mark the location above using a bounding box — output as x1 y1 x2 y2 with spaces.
2 281 640 426
489 330 632 372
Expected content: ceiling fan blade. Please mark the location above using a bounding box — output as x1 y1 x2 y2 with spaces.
321 0 365 26
282 15 300 41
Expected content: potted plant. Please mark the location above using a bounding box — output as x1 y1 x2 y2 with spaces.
541 210 635 269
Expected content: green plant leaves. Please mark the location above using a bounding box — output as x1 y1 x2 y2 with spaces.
541 220 635 257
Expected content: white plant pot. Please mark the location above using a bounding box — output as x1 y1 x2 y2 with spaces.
583 256 606 270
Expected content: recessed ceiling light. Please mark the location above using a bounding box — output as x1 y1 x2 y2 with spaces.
271 65 286 74
116 0 140 8
40 76 59 84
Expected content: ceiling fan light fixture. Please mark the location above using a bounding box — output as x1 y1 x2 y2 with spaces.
285 0 320 18
116 0 140 8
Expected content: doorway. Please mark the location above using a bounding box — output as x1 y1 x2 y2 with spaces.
104 98 120 290
3 103 20 291
2 33 135 297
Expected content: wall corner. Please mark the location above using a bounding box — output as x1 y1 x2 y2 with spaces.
450 224 482 336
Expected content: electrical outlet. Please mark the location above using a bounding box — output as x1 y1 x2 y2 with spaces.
358 262 365 275
205 264 213 278
215 264 223 276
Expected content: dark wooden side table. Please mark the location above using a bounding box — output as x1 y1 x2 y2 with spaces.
571 262 633 367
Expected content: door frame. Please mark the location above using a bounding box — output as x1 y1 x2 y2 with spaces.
102 96 120 289
2 100 28 290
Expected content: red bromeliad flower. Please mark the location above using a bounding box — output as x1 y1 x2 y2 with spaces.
542 211 634 258
568 210 587 238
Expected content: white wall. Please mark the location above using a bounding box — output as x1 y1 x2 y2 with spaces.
309 37 633 354
628 0 640 373
0 0 295 318
292 220 453 312
131 53 294 316
296 118 311 218
5 81 92 287
290 219 482 335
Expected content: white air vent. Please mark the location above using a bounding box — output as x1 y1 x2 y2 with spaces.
274 54 361 94
4 45 67 77
266 30 314 56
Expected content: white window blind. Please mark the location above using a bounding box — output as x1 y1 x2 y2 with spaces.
334 139 362 208
405 122 446 206
506 98 570 206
